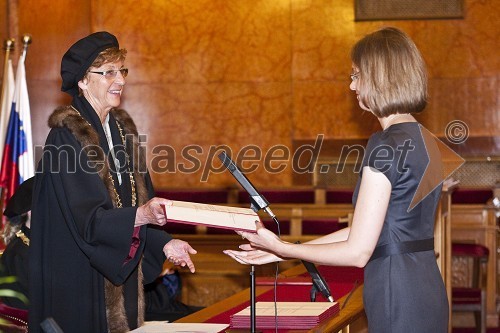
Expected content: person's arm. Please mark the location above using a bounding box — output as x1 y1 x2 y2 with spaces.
304 226 351 245
225 166 390 267
140 173 197 279
226 226 351 265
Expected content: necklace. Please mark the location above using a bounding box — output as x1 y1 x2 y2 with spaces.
16 230 30 246
69 106 137 208
113 121 137 208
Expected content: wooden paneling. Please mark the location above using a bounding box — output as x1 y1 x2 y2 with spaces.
17 0 89 150
0 0 7 41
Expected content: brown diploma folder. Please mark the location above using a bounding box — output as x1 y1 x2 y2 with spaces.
161 200 259 232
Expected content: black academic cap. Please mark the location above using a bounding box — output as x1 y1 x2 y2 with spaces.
60 31 119 96
3 177 34 224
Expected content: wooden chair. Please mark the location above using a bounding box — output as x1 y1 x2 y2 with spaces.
451 242 489 333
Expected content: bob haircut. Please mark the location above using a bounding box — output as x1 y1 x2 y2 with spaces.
351 27 427 118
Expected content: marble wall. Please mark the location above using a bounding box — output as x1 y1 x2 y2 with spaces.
1 0 498 189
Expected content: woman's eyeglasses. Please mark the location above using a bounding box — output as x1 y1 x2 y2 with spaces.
350 72 360 81
88 68 129 79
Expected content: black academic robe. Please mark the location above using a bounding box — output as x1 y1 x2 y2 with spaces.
28 96 171 333
0 225 30 310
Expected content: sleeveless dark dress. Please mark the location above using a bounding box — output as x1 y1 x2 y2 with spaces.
353 122 449 333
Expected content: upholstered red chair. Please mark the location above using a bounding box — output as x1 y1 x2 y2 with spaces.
0 302 28 332
451 242 489 333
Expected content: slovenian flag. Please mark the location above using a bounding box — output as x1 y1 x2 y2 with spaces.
0 51 34 204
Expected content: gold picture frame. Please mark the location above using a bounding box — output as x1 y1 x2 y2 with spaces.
355 0 464 21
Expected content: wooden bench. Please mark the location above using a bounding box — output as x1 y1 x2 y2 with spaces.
155 187 354 206
166 203 355 307
450 203 498 327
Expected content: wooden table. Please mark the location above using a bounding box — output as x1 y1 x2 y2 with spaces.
176 264 365 333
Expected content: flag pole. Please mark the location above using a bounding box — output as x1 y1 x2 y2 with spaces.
17 34 35 185
21 34 32 59
0 38 15 241
0 39 15 207
3 38 15 65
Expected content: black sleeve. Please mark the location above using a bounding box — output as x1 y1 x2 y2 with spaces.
42 128 141 284
142 227 172 284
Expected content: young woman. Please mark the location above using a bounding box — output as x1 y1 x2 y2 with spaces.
225 27 449 333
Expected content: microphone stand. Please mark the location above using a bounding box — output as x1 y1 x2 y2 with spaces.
250 207 277 333
250 264 257 332
218 152 277 333
248 208 277 333
310 285 317 302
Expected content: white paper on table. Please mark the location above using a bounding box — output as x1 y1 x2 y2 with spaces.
232 301 336 316
129 322 229 332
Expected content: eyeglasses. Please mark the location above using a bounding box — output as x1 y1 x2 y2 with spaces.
350 71 360 81
88 68 129 79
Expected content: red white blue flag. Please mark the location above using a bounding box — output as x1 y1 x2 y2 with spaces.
0 52 34 204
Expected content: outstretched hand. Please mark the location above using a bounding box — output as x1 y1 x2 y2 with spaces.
223 221 285 265
238 221 283 252
224 244 283 265
135 197 172 227
163 239 197 273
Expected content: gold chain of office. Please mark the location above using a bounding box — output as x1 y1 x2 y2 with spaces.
113 121 137 208
15 230 30 246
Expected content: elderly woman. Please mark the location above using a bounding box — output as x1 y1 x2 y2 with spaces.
225 27 449 333
29 32 196 333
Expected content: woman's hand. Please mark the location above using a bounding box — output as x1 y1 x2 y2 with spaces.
224 244 283 265
163 239 197 273
223 221 285 265
238 221 284 254
135 197 172 227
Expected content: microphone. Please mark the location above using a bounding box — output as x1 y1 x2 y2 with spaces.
40 318 65 333
301 259 334 303
218 151 275 218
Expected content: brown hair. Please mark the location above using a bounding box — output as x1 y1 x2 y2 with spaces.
351 27 427 117
90 47 127 69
